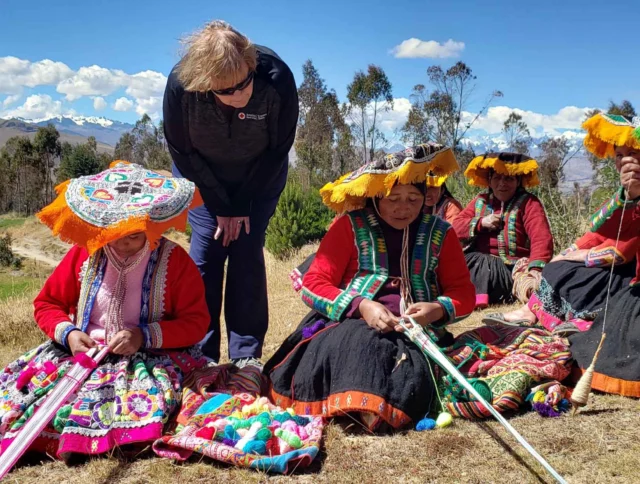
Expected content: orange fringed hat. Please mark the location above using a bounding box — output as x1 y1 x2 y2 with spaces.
583 113 640 159
37 161 202 254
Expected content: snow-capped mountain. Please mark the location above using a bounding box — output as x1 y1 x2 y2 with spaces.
17 115 135 147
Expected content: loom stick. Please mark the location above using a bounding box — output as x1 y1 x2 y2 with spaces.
400 319 567 484
0 346 110 479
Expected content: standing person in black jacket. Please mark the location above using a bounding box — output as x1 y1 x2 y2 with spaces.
163 20 298 368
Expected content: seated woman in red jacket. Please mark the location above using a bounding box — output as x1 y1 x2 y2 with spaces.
0 162 209 461
265 144 475 432
424 173 463 223
452 153 553 308
484 114 640 339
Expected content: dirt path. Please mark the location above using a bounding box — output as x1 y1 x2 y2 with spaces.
12 245 61 267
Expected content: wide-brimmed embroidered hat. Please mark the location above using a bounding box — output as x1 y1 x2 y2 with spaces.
320 143 458 213
37 160 202 254
583 113 640 159
464 152 539 188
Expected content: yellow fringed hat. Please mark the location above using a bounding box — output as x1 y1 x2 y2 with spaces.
464 152 540 188
426 172 449 188
583 113 640 158
320 143 458 213
37 160 203 254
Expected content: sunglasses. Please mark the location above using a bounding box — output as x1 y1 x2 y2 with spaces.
212 71 254 96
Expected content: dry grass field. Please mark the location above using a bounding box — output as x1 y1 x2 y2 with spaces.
0 223 638 484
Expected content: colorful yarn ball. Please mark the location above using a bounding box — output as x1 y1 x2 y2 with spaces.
275 428 302 449
291 415 310 426
297 425 309 440
435 412 453 429
558 399 571 412
224 425 241 441
221 437 237 447
256 428 273 441
415 418 436 431
273 412 293 423
281 420 298 433
242 440 266 455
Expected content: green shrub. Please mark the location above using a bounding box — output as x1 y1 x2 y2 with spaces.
0 234 22 269
266 180 333 260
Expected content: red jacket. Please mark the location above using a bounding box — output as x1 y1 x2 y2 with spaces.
301 210 475 326
34 240 209 349
589 187 640 284
453 190 553 269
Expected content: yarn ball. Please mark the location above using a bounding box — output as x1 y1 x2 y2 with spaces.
256 428 273 441
242 440 267 455
221 437 237 447
558 399 571 412
224 425 241 441
291 415 310 426
532 402 562 418
273 412 294 423
415 418 436 431
281 420 298 433
471 380 493 403
275 428 302 449
435 412 453 429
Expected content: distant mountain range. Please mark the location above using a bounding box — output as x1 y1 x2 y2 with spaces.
16 115 135 147
0 118 114 153
385 130 593 189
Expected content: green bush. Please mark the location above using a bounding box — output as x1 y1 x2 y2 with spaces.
266 180 333 260
0 234 22 269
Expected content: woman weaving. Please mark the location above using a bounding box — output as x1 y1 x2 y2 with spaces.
0 162 210 461
265 144 475 432
453 153 553 308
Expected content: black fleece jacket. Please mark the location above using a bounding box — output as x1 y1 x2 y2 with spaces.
163 45 298 216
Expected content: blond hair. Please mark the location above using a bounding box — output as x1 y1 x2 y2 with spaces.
177 20 258 92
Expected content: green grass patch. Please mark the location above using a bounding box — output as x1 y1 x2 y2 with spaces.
0 271 45 300
0 218 26 230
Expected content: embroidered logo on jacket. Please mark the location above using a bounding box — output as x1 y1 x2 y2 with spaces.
238 112 267 121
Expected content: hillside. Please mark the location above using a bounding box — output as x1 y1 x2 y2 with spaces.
0 118 115 153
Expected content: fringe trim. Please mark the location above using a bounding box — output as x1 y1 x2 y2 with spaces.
320 149 458 213
583 113 640 159
464 156 540 188
37 178 203 255
426 175 448 187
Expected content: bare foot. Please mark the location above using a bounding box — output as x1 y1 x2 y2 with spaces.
502 304 536 324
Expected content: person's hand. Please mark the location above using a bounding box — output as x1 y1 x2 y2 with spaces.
359 300 400 333
108 328 144 356
402 302 444 328
620 157 640 200
67 330 98 356
480 213 502 231
214 216 251 247
551 249 589 263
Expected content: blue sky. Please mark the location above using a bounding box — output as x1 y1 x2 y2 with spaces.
1 0 638 137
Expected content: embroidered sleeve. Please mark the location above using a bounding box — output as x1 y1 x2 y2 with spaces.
590 186 635 232
300 215 366 321
528 260 546 270
435 296 456 324
142 323 163 349
522 195 554 266
54 322 78 348
585 246 627 267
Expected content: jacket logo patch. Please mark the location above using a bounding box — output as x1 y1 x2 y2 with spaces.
238 112 266 121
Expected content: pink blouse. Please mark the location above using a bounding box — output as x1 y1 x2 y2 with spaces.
85 248 152 343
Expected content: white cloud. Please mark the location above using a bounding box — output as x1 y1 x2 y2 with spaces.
135 96 162 119
57 65 128 101
113 97 134 112
2 94 21 108
1 94 65 120
461 105 595 136
391 39 465 59
376 97 412 132
126 71 167 100
0 56 74 94
93 96 107 110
